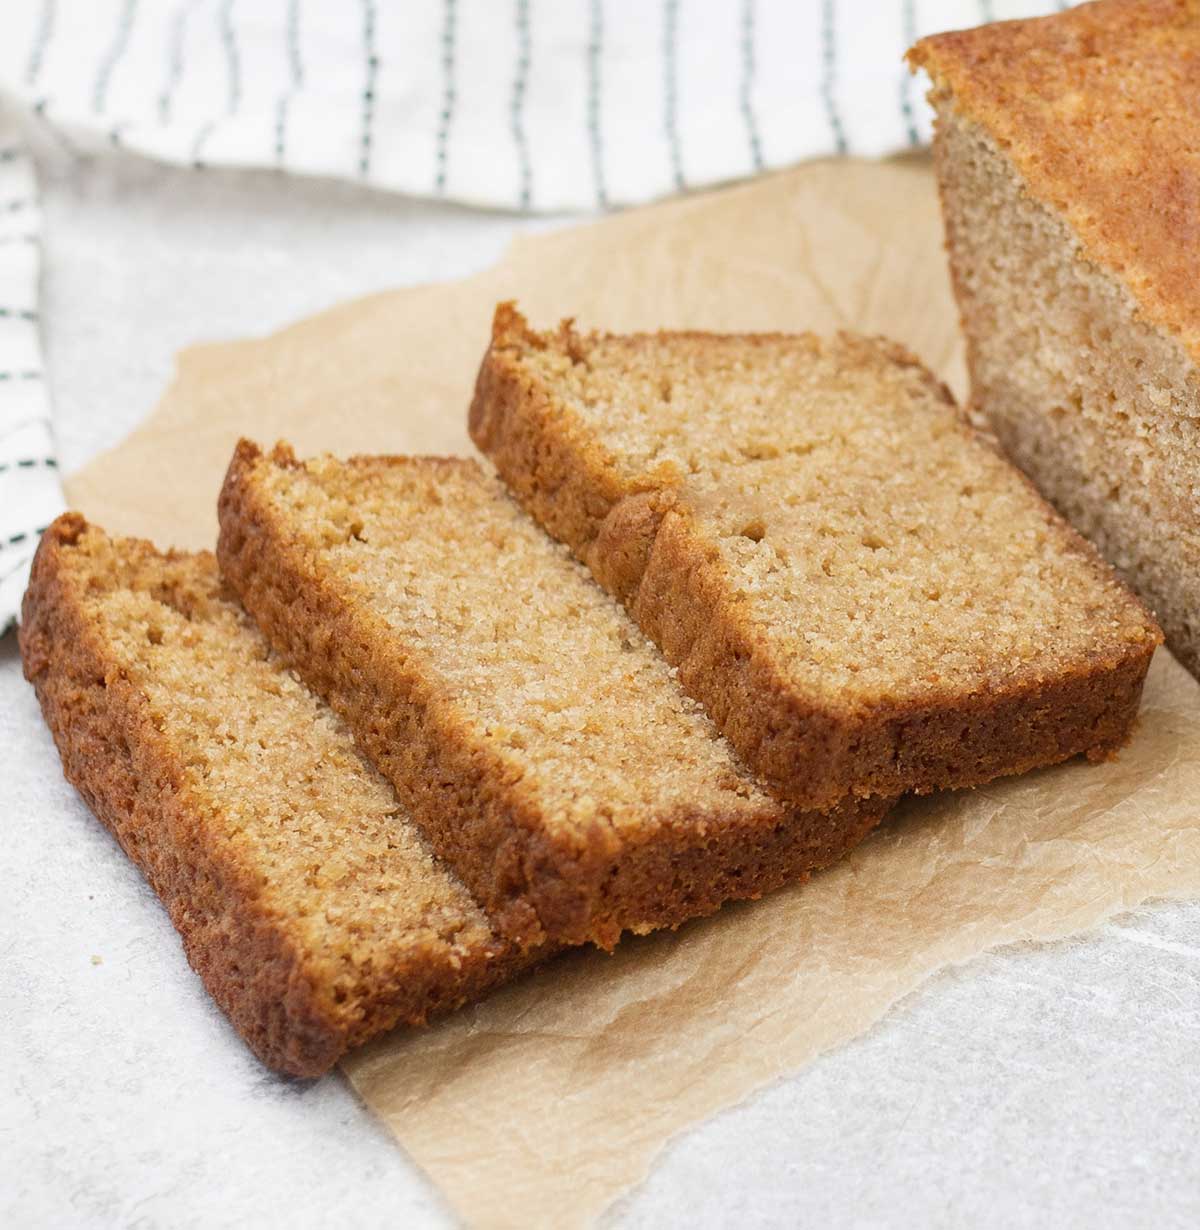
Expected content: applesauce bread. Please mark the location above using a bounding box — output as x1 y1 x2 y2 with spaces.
908 0 1200 675
19 514 543 1077
217 442 891 950
469 304 1161 811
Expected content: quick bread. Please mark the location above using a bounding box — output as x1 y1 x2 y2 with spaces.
217 442 891 949
909 0 1200 676
469 304 1161 811
19 514 542 1077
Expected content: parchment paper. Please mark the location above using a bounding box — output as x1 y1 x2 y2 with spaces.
63 156 1200 1228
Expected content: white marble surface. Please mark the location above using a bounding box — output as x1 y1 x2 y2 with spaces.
4 138 1200 1228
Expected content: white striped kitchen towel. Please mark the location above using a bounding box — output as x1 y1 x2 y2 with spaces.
0 0 1078 631
0 108 59 632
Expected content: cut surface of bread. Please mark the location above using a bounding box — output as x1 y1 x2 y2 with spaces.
217 442 891 949
469 304 1161 811
910 1 1200 675
19 514 539 1077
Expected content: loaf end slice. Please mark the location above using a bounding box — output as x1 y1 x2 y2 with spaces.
217 441 892 950
470 304 1162 810
19 514 540 1077
909 2 1200 675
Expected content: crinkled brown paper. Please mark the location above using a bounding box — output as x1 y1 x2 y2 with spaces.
67 156 1200 1228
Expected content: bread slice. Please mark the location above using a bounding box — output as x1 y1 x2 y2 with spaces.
217 442 891 949
469 304 1161 812
908 2 1200 676
19 514 543 1077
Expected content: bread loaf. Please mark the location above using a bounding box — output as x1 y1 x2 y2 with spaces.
217 443 891 949
470 304 1160 810
19 514 541 1077
909 0 1200 673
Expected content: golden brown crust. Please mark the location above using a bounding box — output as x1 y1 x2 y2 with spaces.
469 304 1161 810
19 514 539 1077
217 440 893 950
908 0 1200 361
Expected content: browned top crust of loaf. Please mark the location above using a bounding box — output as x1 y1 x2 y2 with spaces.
908 0 1200 360
216 441 893 949
19 514 540 1077
469 303 1162 813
